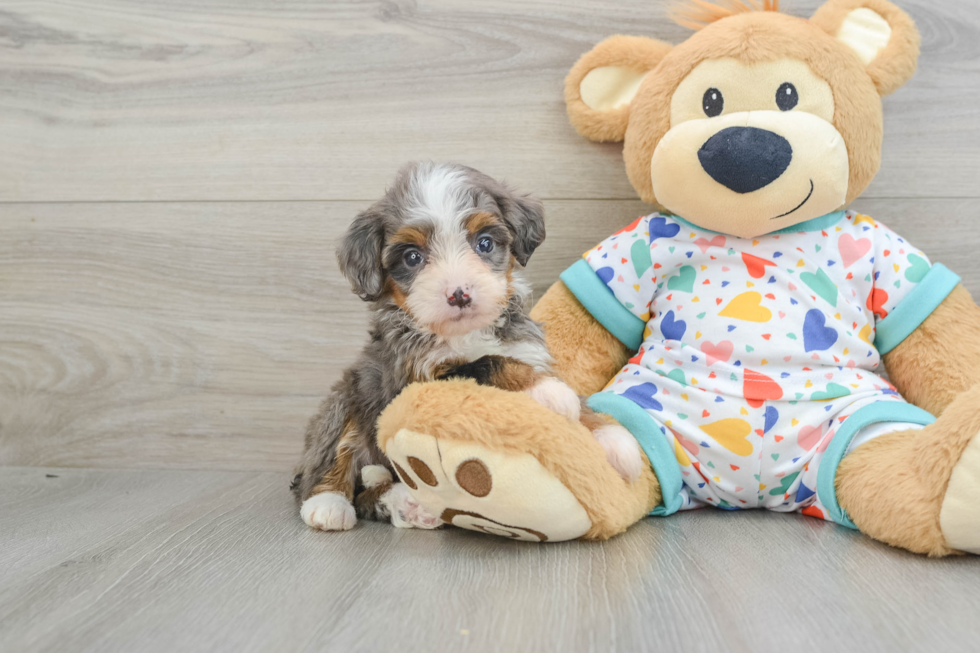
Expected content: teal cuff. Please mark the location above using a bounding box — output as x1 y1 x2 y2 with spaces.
560 259 646 351
816 402 936 530
875 263 960 355
587 392 684 517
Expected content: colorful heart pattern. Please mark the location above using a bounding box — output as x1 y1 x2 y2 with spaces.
802 308 838 352
585 210 938 519
838 233 871 268
667 265 697 292
699 419 753 456
719 292 772 322
701 340 733 366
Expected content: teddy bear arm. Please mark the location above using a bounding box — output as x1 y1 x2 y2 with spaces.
882 284 980 417
529 280 631 396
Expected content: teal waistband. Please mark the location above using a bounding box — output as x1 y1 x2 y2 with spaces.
560 258 646 351
587 392 684 517
816 401 936 530
875 263 960 355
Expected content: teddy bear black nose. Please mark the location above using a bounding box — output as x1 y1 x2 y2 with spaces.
698 127 793 194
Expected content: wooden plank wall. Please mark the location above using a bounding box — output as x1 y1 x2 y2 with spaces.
2 0 978 472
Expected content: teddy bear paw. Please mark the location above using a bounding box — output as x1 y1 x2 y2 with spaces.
384 428 592 542
940 427 980 554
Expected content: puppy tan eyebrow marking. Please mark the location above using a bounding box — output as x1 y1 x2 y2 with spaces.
390 225 430 248
465 211 503 236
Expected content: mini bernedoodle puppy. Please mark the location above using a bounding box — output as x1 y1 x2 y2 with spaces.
292 162 641 532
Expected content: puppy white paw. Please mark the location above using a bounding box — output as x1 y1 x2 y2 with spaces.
594 425 643 483
526 378 581 421
380 483 444 530
300 492 357 531
361 464 393 489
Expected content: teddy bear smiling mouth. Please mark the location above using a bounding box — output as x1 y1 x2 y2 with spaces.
770 179 815 220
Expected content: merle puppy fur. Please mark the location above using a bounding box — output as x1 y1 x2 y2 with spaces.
293 162 578 533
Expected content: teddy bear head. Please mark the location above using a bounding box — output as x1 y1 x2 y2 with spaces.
565 0 920 239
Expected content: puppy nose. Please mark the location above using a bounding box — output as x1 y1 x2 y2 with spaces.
698 126 792 194
447 288 471 308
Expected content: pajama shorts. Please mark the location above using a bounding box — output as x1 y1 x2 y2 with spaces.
588 371 935 528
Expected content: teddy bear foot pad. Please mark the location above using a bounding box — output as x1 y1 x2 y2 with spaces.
385 428 592 542
940 428 980 554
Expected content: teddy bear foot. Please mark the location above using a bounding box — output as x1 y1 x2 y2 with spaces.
384 428 593 542
940 427 980 554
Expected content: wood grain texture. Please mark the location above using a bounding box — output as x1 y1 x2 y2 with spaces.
0 0 977 202
2 198 979 471
1 467 978 653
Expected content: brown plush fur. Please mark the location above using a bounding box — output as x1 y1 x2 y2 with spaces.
671 0 781 31
837 383 980 556
565 35 674 143
529 280 632 396
883 285 980 418
810 0 921 96
620 12 884 209
377 379 661 540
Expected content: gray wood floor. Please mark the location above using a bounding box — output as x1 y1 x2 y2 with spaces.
2 1 979 651
3 467 980 653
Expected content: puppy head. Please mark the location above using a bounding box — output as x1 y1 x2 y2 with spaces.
337 162 545 337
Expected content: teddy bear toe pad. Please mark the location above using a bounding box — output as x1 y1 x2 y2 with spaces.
940 428 980 554
385 428 592 542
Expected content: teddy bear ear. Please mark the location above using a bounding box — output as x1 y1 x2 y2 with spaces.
811 0 921 96
565 35 673 142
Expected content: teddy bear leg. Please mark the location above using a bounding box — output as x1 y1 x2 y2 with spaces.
836 385 980 556
376 379 661 541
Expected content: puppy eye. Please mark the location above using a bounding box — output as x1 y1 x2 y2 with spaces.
702 88 723 117
403 249 424 267
476 236 494 254
777 82 798 111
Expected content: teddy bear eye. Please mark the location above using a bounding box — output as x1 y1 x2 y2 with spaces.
777 82 799 111
702 88 724 117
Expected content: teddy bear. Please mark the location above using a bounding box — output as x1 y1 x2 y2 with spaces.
375 0 980 556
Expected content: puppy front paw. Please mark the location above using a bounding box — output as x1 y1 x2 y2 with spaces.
300 492 357 531
593 425 643 483
526 378 581 421
380 483 444 530
361 464 393 489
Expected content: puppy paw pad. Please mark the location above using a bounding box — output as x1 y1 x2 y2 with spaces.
382 483 444 530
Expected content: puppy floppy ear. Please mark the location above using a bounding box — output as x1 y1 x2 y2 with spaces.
498 192 545 267
337 207 386 302
811 0 920 96
565 35 673 142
